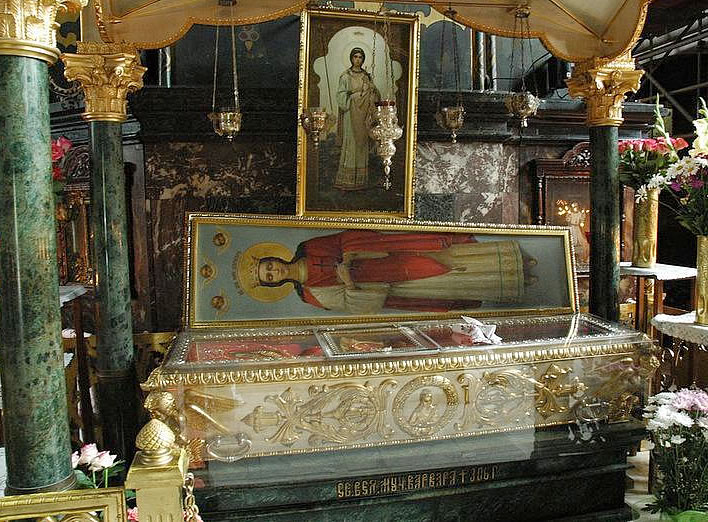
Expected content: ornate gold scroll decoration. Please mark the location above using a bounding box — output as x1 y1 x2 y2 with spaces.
455 364 586 431
0 488 126 522
566 52 644 127
242 380 397 446
142 341 642 390
144 388 245 463
61 43 146 122
584 355 655 421
392 375 459 438
0 0 87 63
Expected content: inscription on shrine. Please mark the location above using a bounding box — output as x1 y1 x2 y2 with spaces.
335 464 500 499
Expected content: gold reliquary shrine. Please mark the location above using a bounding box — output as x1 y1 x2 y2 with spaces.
142 214 656 465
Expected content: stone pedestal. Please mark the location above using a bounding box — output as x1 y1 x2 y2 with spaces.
194 422 644 521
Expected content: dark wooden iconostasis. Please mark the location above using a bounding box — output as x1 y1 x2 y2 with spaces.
534 142 636 312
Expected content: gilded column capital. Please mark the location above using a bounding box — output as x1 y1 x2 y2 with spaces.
61 43 146 122
566 52 644 127
0 0 87 63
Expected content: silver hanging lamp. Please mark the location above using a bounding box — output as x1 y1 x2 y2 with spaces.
368 7 403 190
434 8 465 143
503 5 540 128
208 1 242 140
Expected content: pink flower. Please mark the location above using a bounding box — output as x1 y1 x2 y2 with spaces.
654 138 672 154
690 177 705 189
644 139 658 151
88 450 117 472
672 388 708 412
77 443 99 465
56 136 73 153
671 181 682 192
51 141 64 161
673 137 689 150
618 140 632 154
51 137 72 162
632 140 644 152
71 451 80 469
127 507 139 521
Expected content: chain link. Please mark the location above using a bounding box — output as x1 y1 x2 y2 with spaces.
183 472 201 522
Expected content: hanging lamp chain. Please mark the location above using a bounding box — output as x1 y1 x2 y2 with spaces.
211 21 220 112
230 1 240 111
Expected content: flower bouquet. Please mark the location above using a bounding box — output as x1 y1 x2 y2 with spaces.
72 443 124 489
660 98 708 324
663 99 708 237
644 389 708 519
618 104 688 200
618 102 689 267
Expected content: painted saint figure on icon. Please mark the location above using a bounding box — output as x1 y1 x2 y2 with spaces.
235 230 532 315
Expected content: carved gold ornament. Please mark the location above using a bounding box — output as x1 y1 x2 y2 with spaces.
0 0 87 63
392 375 459 437
61 43 146 122
455 364 585 431
0 488 126 522
566 52 644 127
242 380 397 446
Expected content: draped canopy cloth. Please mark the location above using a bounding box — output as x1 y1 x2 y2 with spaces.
93 0 651 61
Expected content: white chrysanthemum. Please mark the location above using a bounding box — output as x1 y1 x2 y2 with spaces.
648 417 672 431
671 435 686 445
651 404 694 429
649 392 677 405
698 416 708 430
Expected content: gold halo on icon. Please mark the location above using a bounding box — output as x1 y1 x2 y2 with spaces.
234 242 294 303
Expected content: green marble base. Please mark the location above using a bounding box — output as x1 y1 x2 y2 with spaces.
194 422 644 521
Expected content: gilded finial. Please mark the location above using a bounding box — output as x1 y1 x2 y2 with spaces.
135 419 176 466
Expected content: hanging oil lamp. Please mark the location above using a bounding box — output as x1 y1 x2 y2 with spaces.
300 107 330 148
503 5 540 128
208 2 242 140
368 8 402 190
434 8 465 143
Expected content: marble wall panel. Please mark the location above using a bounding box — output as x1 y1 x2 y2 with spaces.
415 142 519 224
145 141 297 330
144 141 296 200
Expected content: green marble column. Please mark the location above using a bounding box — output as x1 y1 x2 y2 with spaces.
589 125 621 322
0 55 75 494
90 121 138 459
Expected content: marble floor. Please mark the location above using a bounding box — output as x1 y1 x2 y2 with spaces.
626 450 662 521
0 446 663 520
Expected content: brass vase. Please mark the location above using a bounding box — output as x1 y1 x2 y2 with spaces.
696 235 708 325
632 188 660 268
